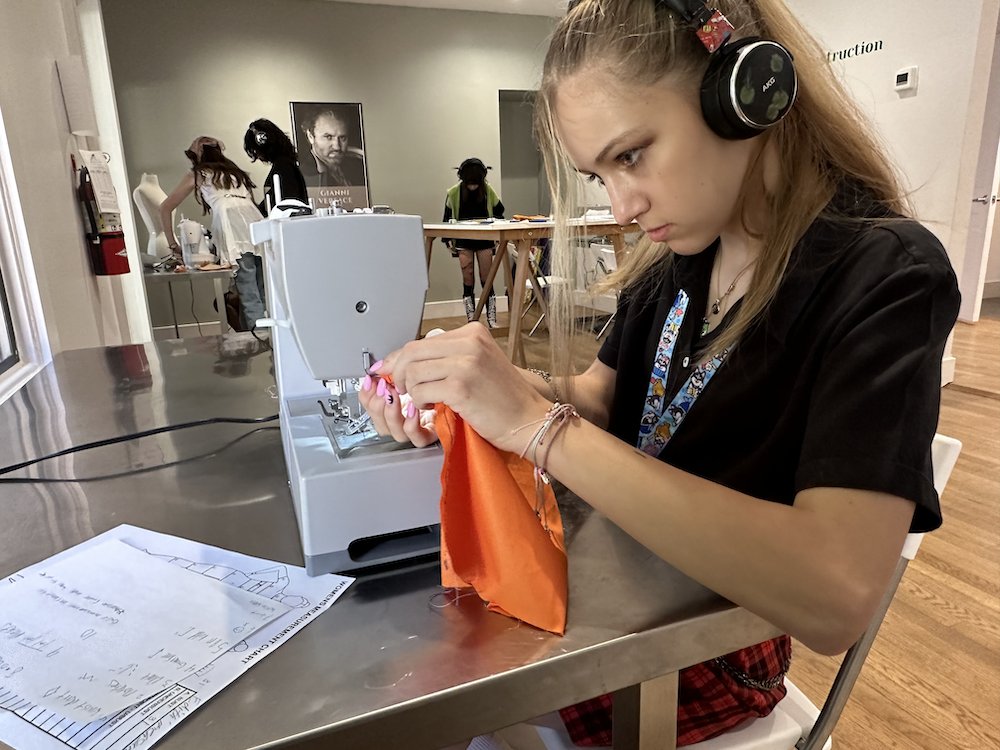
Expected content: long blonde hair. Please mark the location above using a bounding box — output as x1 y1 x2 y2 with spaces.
534 0 909 388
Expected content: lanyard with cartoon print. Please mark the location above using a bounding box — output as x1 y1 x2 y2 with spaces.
636 289 731 456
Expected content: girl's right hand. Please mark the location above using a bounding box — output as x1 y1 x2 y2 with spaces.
361 325 552 456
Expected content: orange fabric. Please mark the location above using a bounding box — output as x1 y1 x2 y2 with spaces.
433 404 568 635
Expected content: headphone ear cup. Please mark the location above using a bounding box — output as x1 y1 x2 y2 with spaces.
700 37 797 140
700 44 745 140
254 129 267 146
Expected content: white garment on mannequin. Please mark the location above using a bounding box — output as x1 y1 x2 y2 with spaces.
132 173 171 257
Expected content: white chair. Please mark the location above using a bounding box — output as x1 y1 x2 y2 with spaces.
591 244 619 340
509 243 568 337
500 433 963 750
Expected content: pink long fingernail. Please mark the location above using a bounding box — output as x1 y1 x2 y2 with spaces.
376 379 387 397
405 402 416 419
369 360 384 373
361 374 372 391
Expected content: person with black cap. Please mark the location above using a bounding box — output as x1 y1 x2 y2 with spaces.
442 157 505 327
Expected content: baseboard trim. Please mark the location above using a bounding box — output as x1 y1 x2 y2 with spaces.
423 297 509 320
984 281 1000 299
152 322 225 340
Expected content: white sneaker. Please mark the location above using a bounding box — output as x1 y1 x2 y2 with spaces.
464 295 476 323
486 295 498 329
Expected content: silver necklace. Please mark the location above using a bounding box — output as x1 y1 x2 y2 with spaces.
701 257 756 337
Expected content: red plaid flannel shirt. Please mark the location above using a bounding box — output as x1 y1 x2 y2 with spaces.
558 636 791 746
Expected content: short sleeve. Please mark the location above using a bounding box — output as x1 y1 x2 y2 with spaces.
597 294 628 369
795 242 960 532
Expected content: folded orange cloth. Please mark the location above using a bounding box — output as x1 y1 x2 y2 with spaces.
434 404 567 635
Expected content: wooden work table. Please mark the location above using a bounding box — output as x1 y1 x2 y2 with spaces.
422 218 642 364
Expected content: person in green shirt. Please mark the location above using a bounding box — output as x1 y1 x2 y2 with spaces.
442 158 505 328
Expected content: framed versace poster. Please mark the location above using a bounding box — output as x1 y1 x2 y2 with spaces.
289 101 370 210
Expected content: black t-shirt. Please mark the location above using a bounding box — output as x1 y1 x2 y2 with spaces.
259 157 308 215
442 189 506 251
598 200 960 532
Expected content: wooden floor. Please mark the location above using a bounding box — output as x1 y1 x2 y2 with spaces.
789 317 1000 750
426 306 1000 749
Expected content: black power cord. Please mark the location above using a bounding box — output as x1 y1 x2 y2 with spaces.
0 414 278 478
0 426 280 484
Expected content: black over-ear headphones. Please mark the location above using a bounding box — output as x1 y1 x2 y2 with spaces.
249 124 268 146
659 0 797 139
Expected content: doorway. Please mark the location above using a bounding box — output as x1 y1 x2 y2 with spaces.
498 90 548 217
960 14 1000 323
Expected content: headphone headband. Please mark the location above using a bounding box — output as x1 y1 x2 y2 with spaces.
658 0 712 27
660 0 733 53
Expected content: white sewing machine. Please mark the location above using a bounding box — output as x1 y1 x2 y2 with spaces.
250 211 443 575
177 216 215 267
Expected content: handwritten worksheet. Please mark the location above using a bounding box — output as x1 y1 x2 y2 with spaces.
0 525 353 750
0 539 290 723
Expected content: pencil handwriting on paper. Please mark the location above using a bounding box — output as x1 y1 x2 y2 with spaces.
0 524 353 750
0 539 290 723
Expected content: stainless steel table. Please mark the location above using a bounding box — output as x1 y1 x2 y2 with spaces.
0 339 780 750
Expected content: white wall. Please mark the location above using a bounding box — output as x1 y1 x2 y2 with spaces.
101 0 555 325
986 21 1000 292
989 219 1000 293
0 0 135 353
791 0 994 277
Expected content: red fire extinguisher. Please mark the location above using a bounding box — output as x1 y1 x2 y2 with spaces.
77 162 129 276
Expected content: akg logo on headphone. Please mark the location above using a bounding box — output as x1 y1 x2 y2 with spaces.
762 76 776 93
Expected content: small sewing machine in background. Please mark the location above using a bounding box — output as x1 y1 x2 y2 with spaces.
177 216 215 268
250 211 443 575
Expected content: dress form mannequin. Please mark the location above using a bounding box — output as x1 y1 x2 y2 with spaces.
132 173 171 257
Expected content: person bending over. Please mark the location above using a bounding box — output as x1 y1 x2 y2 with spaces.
160 136 266 332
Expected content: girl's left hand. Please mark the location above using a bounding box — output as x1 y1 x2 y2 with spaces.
370 323 551 454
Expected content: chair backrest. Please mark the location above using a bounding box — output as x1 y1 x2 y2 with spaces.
597 245 618 273
799 433 962 750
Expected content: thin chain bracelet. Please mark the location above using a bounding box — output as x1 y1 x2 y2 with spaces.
527 367 560 402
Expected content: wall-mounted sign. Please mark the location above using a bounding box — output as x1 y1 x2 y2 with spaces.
826 40 884 63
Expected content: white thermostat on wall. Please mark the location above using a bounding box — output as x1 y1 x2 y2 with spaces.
894 66 918 93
